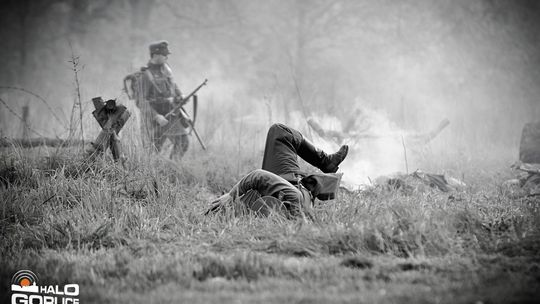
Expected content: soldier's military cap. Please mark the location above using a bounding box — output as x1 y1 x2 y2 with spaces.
149 40 171 56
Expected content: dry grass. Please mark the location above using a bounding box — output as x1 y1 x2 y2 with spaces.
1 144 539 303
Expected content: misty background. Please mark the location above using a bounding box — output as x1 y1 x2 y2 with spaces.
1 0 539 183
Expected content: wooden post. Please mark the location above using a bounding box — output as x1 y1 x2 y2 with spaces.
21 105 29 138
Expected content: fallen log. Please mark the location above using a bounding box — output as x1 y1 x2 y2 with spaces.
308 117 450 146
0 137 84 148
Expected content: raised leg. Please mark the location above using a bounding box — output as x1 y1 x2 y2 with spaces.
297 138 349 173
261 123 304 177
262 123 349 176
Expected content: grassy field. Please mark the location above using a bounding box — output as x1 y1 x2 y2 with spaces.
1 144 539 303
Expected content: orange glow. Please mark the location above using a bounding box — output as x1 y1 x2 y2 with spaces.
19 278 31 286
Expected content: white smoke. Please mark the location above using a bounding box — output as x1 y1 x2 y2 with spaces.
308 106 408 189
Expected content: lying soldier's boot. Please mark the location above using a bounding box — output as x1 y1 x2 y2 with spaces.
321 145 349 173
298 139 349 173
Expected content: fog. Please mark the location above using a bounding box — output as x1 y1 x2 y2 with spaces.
1 0 539 182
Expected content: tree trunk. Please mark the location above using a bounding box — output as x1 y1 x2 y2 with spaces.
129 0 153 62
17 0 30 85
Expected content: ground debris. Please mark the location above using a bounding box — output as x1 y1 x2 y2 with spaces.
340 256 373 269
506 162 540 197
397 261 432 271
0 137 84 148
348 169 466 195
505 122 540 197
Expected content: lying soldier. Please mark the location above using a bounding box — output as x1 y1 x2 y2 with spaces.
205 123 348 218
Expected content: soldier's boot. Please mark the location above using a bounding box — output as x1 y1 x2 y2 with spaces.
297 138 349 173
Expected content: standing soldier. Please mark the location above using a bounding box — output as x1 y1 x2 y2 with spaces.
138 40 190 158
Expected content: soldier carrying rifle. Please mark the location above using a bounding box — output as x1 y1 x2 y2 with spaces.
125 40 204 159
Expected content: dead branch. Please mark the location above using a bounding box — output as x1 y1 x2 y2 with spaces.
0 138 84 148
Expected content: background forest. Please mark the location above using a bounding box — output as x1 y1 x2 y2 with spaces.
0 0 539 160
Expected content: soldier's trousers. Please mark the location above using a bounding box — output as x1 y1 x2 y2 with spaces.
141 117 189 158
262 123 306 179
232 169 307 213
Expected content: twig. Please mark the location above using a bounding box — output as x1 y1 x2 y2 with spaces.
264 97 273 127
0 137 84 148
286 50 313 140
401 135 408 174
236 115 243 176
41 194 56 205
68 42 85 146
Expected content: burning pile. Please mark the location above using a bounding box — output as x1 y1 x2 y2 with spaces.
306 106 454 192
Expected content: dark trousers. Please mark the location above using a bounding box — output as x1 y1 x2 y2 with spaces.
234 169 304 209
261 123 305 180
151 120 189 158
141 117 189 158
